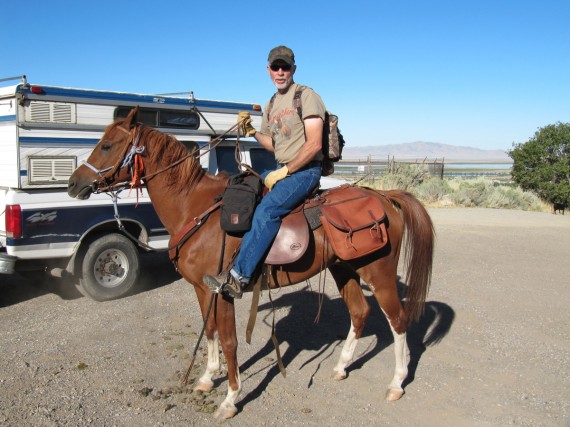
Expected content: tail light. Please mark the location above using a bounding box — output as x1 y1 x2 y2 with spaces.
6 205 22 238
30 86 45 94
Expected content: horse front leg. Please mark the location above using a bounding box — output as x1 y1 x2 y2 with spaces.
193 335 219 392
213 296 241 420
190 287 221 393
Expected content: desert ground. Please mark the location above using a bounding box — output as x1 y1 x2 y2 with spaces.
0 208 568 426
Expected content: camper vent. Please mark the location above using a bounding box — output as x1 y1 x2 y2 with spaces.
29 157 77 184
26 101 76 123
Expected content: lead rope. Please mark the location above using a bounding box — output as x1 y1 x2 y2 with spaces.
107 190 165 252
182 292 216 385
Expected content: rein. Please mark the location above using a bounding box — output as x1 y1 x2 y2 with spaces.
87 121 241 194
90 119 242 253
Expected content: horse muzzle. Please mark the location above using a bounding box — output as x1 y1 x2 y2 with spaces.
67 176 96 200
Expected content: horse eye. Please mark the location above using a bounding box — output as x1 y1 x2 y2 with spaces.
101 143 112 151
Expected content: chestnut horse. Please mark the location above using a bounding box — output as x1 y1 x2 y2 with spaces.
67 108 434 419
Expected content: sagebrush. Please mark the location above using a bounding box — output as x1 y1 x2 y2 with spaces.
359 165 545 211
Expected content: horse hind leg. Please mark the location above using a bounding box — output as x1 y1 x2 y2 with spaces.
384 312 409 401
360 262 409 401
329 263 371 381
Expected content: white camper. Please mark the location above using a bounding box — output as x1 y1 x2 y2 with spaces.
0 76 267 300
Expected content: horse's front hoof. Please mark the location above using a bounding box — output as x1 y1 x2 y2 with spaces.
332 370 347 381
214 402 238 419
385 388 404 401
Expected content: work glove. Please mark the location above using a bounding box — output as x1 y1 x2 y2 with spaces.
238 111 256 137
264 165 289 191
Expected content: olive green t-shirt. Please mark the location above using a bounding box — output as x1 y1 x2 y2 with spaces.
260 83 326 164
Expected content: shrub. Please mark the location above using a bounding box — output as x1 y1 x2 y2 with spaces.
355 166 548 212
413 178 452 203
484 186 543 211
374 163 430 191
451 178 494 207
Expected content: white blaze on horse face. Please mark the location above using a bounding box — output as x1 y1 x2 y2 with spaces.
333 321 359 378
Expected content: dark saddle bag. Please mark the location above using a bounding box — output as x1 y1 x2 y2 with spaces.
220 172 262 235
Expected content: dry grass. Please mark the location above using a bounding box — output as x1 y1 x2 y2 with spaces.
346 170 551 212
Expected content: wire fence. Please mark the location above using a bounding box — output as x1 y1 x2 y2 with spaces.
332 157 512 183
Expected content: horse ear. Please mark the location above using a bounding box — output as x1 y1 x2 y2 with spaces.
125 106 139 128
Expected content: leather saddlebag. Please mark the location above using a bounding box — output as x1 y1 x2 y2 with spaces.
319 186 388 260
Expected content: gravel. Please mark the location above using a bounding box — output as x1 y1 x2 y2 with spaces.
0 207 569 426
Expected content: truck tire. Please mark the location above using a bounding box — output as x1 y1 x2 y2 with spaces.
78 233 140 301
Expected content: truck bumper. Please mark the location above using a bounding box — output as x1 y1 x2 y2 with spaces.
0 253 17 274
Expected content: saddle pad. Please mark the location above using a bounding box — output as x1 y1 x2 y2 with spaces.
319 186 388 260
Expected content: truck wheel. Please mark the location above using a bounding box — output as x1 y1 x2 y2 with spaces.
79 233 140 301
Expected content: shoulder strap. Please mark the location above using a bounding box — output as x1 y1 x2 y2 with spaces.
293 85 305 121
266 93 277 120
266 85 306 124
267 85 306 120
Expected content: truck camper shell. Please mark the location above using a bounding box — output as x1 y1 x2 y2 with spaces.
0 76 266 300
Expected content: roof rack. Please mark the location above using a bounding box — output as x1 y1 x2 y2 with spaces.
0 75 27 85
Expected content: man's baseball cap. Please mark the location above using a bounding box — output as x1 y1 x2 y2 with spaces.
268 46 295 66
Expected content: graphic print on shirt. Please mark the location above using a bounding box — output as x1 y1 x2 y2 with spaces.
269 107 295 140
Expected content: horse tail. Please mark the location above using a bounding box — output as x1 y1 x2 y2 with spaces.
383 190 435 323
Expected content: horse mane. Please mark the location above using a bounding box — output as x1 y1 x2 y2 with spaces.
137 125 208 195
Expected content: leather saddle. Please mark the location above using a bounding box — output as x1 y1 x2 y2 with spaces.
264 205 313 265
168 184 387 268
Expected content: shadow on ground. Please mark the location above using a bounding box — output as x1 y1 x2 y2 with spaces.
236 280 455 412
0 251 180 307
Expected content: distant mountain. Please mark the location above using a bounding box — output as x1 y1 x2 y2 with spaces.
342 141 512 163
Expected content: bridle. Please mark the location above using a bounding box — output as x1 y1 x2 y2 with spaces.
83 120 247 195
83 124 146 194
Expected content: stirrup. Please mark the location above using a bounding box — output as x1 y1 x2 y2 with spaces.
204 274 243 299
221 281 243 299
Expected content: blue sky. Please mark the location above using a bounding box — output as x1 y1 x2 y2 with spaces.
3 0 569 151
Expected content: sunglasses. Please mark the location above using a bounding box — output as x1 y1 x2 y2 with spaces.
269 63 293 72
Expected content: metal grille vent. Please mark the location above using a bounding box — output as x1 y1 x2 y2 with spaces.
27 101 75 123
29 157 77 184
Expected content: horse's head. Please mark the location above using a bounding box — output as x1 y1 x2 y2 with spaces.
68 107 142 199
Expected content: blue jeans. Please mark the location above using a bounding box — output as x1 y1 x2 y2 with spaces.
232 165 321 281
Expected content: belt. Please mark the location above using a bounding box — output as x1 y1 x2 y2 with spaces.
279 160 322 169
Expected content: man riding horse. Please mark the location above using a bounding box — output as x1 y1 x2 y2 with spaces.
205 45 326 299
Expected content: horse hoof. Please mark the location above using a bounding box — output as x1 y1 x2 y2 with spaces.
193 380 213 393
332 371 347 381
385 389 404 401
214 403 238 419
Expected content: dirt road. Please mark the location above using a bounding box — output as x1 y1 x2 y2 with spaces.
0 208 569 426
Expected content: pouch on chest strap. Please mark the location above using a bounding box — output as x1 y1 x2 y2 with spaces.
220 172 262 235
